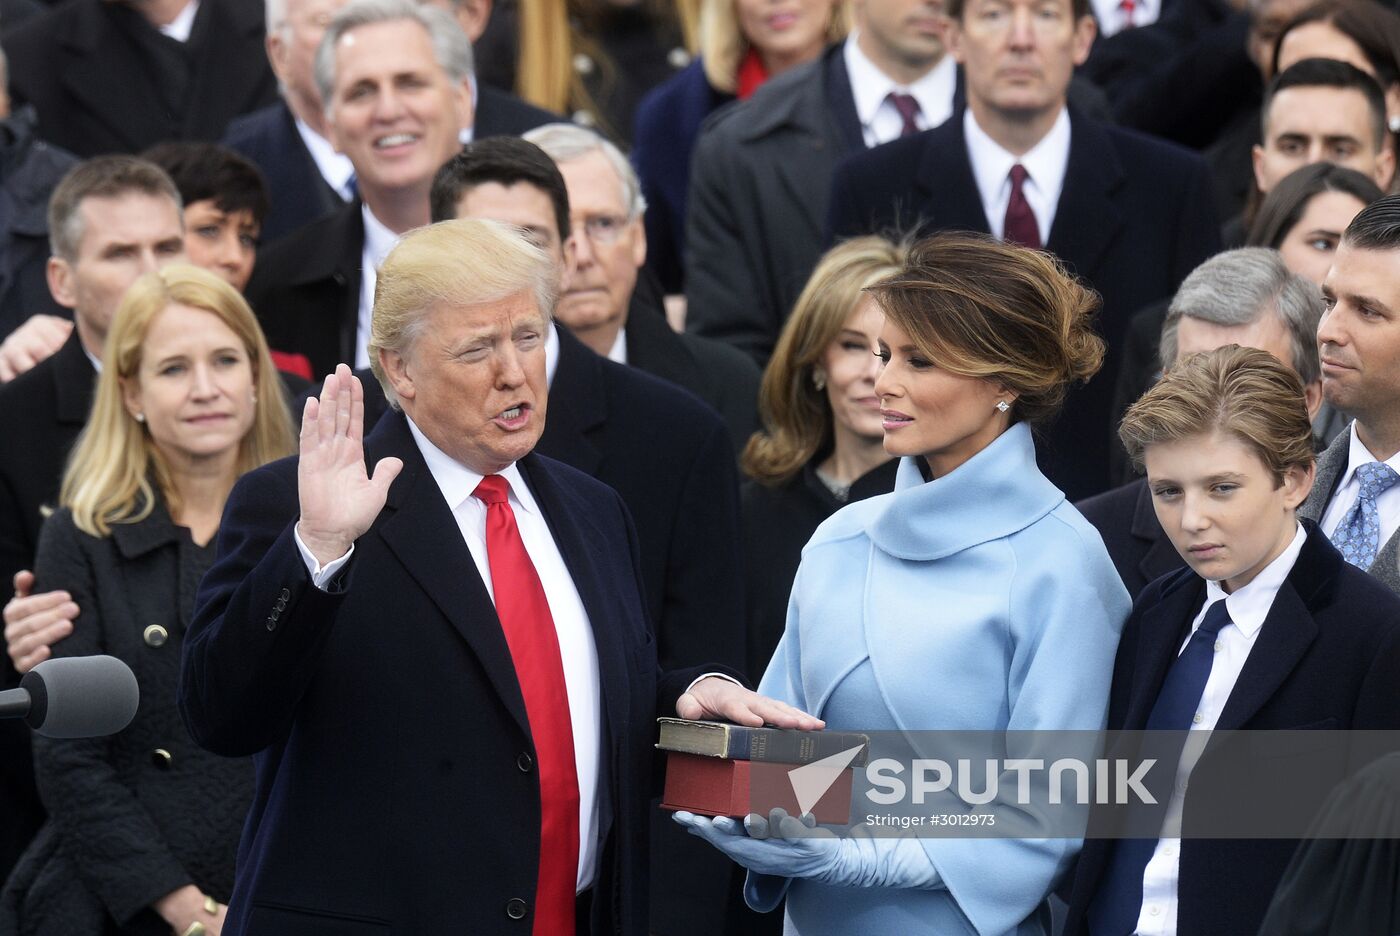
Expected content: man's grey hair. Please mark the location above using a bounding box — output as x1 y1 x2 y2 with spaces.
48 157 183 262
1160 247 1324 385
313 0 474 117
266 0 288 37
523 123 647 219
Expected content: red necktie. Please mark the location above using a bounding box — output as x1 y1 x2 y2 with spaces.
473 475 579 936
888 92 922 137
1119 0 1136 28
1003 164 1042 250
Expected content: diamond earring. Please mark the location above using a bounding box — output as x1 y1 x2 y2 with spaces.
995 400 1010 413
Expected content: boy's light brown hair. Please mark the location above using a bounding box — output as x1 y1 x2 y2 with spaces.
1119 344 1315 485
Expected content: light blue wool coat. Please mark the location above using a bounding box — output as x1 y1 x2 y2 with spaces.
749 423 1131 935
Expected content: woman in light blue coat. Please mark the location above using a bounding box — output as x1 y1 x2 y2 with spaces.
677 233 1132 935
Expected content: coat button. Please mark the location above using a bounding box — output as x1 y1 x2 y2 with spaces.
517 752 533 773
152 749 173 769
143 625 169 647
505 897 528 920
280 588 291 601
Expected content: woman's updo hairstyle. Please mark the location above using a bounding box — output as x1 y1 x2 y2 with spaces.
866 232 1105 427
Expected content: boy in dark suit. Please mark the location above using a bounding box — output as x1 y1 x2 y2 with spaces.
1064 345 1400 936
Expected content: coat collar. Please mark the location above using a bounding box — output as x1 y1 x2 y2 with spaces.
1045 108 1127 279
535 324 606 476
868 422 1064 560
910 113 992 233
1299 427 1348 522
52 331 98 425
281 199 365 288
367 409 532 737
1122 520 1339 731
731 44 858 146
729 43 864 239
909 105 1127 277
110 492 185 559
622 280 703 392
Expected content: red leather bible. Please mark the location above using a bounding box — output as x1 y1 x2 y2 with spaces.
661 752 857 824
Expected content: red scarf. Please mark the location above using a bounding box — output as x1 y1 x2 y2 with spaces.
736 47 769 100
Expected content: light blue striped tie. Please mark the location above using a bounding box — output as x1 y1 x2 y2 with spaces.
1331 461 1400 568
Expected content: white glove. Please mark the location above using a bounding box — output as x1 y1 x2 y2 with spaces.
673 808 942 889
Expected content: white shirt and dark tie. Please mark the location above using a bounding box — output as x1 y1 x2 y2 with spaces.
1133 523 1308 934
843 35 957 147
964 107 1071 248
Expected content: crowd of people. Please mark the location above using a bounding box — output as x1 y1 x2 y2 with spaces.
0 0 1399 929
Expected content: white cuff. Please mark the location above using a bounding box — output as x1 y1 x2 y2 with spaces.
293 525 354 591
684 671 744 695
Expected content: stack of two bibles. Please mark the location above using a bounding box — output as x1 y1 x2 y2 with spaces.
657 718 870 824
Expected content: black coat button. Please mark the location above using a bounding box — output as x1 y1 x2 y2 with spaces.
505 897 528 920
152 749 173 769
143 625 169 647
280 588 291 601
517 752 533 773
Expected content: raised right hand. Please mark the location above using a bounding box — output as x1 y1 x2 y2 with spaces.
295 364 403 567
5 571 78 674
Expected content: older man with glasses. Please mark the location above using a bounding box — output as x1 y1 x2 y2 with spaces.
523 124 761 451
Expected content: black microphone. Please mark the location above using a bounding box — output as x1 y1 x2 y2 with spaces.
0 655 139 738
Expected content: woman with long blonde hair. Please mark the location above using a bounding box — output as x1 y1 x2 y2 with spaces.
0 265 293 936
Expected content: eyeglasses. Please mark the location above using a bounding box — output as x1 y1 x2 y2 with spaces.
575 214 632 244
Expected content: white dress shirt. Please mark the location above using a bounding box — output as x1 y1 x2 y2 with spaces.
1319 420 1400 550
844 35 957 147
1091 0 1159 37
605 328 627 365
1134 522 1307 935
295 117 357 201
964 107 1071 246
296 416 604 892
158 0 199 41
356 206 400 369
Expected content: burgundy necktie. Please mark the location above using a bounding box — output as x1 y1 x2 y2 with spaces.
888 92 922 137
473 475 579 936
1003 164 1042 250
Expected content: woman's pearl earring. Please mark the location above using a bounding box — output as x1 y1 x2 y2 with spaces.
135 412 145 423
813 370 827 392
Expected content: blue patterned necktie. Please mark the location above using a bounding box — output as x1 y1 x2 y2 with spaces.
1087 600 1233 936
1332 461 1400 568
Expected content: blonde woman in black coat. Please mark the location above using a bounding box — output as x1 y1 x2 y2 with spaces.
0 265 293 936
